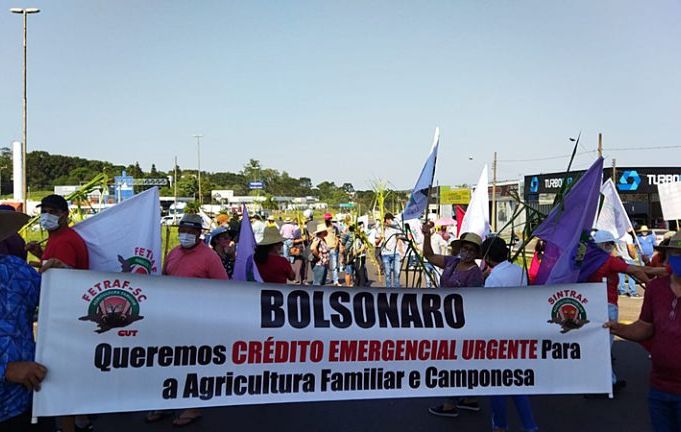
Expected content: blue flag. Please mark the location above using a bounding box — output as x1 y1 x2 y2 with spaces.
533 157 604 285
232 204 263 282
402 127 439 221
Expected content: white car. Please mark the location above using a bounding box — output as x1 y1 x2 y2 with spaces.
161 214 182 225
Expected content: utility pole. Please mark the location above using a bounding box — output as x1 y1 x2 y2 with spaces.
193 134 203 204
10 7 40 211
492 151 497 232
598 133 603 158
173 156 178 221
612 158 617 183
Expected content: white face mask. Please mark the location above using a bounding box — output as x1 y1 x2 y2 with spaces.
40 213 61 231
179 232 198 248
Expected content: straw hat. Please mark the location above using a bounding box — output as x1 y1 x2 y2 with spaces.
315 223 328 235
0 210 30 242
637 225 650 233
284 217 293 223
655 231 681 251
452 232 483 257
259 226 284 246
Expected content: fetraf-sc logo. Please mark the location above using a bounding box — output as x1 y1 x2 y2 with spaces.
79 279 147 334
547 289 590 333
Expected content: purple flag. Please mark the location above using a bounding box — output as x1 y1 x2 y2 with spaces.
232 204 263 282
533 157 604 285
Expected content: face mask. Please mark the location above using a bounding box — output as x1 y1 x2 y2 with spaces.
669 255 681 276
40 213 61 231
459 250 475 262
179 233 197 248
600 244 615 254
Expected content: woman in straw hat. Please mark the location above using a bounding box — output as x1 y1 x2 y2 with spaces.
254 226 295 284
605 232 681 431
421 223 484 417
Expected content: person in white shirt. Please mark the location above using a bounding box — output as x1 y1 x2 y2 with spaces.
481 236 536 432
251 214 266 243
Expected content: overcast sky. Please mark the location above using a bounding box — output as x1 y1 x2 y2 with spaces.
1 1 680 189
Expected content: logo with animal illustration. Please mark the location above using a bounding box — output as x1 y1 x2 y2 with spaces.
117 247 157 274
547 290 590 333
79 279 147 333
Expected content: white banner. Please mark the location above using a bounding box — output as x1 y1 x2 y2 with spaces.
74 187 161 275
658 181 681 221
33 270 612 416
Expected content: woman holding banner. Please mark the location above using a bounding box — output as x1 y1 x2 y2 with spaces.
422 223 484 417
254 226 295 284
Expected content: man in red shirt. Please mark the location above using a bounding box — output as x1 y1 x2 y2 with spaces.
26 194 89 272
585 230 664 392
605 232 681 431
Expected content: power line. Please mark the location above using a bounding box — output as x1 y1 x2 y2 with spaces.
498 150 596 163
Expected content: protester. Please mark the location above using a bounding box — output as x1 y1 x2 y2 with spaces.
0 210 54 432
423 224 484 416
617 230 640 297
528 239 545 285
422 226 484 289
266 214 277 228
289 219 308 284
152 214 228 426
352 221 370 287
637 225 657 264
208 226 237 278
480 236 538 432
279 217 297 262
376 213 405 288
310 224 330 285
0 205 27 260
341 224 358 286
579 229 666 392
26 194 89 271
254 226 295 284
604 231 681 431
251 214 266 244
324 213 342 286
649 233 676 268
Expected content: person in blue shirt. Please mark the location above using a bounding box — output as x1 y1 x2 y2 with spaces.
0 210 50 431
637 225 657 263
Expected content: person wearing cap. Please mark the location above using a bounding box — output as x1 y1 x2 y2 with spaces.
649 234 676 269
208 226 237 278
375 212 405 288
26 194 89 271
323 213 342 286
605 232 681 431
480 236 537 432
637 225 657 264
0 205 27 260
423 225 484 417
254 226 295 284
152 214 227 426
163 214 228 281
580 229 665 393
310 224 331 285
0 210 54 431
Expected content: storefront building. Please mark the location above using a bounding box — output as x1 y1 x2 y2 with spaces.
524 166 681 229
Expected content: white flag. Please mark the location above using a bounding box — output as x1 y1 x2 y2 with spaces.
595 179 633 239
459 165 490 239
73 187 161 275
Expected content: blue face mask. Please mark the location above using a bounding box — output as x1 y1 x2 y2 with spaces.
669 255 681 276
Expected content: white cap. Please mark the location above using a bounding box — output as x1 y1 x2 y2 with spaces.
592 230 617 244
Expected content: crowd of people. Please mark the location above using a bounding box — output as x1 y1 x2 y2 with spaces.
1 195 681 431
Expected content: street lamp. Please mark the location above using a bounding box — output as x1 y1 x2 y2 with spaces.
193 134 203 204
10 7 40 211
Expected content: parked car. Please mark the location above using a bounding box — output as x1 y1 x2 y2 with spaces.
651 228 670 244
161 214 182 225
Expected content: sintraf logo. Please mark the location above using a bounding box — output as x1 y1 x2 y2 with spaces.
547 290 590 333
79 279 147 333
617 170 641 192
529 176 539 193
